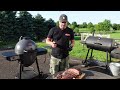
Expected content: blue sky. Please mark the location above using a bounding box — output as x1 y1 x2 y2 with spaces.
28 11 120 24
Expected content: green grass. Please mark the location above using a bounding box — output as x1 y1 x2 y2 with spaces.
36 42 47 48
79 28 90 33
70 40 107 61
110 32 120 39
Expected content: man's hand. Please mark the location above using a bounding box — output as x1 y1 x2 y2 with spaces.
51 41 57 48
46 38 57 48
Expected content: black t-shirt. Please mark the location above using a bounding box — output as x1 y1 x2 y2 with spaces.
47 26 74 59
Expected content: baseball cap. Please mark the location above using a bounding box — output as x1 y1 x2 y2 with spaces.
59 14 68 22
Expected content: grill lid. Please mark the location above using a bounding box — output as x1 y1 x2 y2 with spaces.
15 36 37 55
85 36 116 52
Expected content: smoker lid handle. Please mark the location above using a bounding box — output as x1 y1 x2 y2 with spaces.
19 36 23 41
94 43 102 45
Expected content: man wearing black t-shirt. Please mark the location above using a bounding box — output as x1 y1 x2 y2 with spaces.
46 14 75 77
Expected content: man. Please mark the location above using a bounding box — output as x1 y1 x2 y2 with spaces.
46 14 75 78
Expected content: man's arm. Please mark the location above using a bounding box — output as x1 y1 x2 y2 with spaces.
46 27 57 48
46 38 57 48
70 28 75 47
71 39 75 47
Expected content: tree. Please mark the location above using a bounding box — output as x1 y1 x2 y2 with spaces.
95 19 112 33
45 18 56 30
45 18 56 38
69 24 75 30
33 14 46 41
72 22 78 27
87 22 95 33
0 11 17 41
112 23 120 30
87 22 94 28
102 19 112 32
94 22 104 33
82 22 87 28
78 24 84 28
74 27 79 36
17 11 34 39
117 24 120 30
69 21 78 30
112 23 118 30
67 21 71 26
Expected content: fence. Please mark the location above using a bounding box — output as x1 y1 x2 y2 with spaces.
113 38 120 45
81 33 110 42
80 33 110 48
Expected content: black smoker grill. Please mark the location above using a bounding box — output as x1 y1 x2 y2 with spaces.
15 37 37 66
111 48 120 59
15 36 42 79
82 36 116 69
2 36 47 79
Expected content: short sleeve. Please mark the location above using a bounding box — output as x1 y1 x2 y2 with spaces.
47 28 54 39
70 29 74 40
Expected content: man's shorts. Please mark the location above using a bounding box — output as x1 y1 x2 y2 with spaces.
49 55 69 75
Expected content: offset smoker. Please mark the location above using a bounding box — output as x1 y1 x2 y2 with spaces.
85 36 115 52
82 36 116 69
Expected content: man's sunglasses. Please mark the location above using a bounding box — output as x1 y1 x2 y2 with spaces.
62 22 67 23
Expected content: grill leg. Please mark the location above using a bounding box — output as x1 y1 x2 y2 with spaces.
20 63 24 79
82 48 90 65
106 52 109 70
89 49 94 60
109 52 111 62
35 58 42 78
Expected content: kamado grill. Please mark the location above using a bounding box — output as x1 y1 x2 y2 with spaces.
2 36 47 79
82 36 117 69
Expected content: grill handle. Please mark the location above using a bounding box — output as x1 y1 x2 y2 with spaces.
19 36 23 41
94 43 102 45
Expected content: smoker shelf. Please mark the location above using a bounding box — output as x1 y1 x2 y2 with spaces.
2 48 47 61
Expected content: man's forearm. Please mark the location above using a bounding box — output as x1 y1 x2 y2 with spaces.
71 40 75 47
46 38 53 46
46 38 57 48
